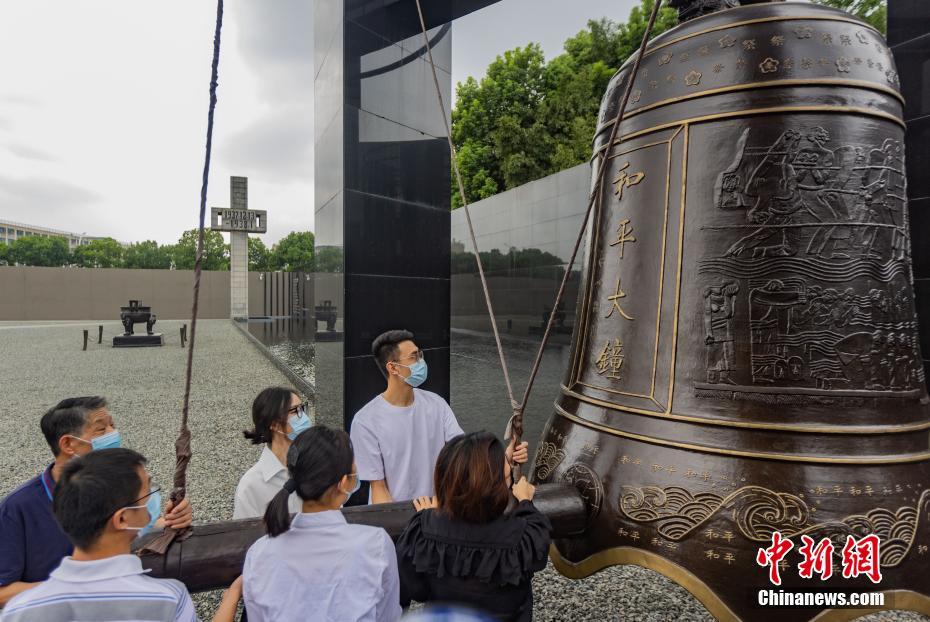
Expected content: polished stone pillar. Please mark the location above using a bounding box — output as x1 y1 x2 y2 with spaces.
313 0 503 435
888 1 930 377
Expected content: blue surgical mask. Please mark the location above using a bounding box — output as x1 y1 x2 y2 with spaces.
398 358 428 388
286 410 312 441
74 430 122 452
122 489 161 538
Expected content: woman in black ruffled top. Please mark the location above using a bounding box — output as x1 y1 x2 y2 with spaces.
394 431 552 621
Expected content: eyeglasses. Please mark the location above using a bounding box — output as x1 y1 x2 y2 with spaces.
129 486 161 506
393 350 424 364
287 402 310 416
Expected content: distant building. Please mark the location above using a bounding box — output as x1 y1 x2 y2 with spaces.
0 220 115 249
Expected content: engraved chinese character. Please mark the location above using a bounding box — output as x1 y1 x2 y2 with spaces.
919 545 928 555
605 278 634 321
783 58 794 71
822 33 833 45
595 338 625 380
723 531 735 543
702 472 711 482
699 45 710 56
706 549 720 560
685 469 697 478
612 162 646 202
736 57 746 69
620 455 630 464
652 464 663 472
666 465 677 474
794 26 813 39
651 537 662 547
631 531 640 541
609 218 637 259
854 57 863 65
840 34 852 46
713 63 724 74
680 52 690 62
770 35 785 47
801 57 814 70
742 39 757 51
724 552 736 565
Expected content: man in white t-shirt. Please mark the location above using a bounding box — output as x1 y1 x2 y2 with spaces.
350 330 464 504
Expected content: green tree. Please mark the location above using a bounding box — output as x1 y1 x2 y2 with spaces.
71 238 125 268
313 246 343 273
813 0 886 34
248 237 273 272
123 240 173 269
0 243 8 266
271 231 315 272
7 236 71 267
172 229 229 271
450 0 678 208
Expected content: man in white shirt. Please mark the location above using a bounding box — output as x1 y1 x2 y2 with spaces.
350 330 465 504
1 449 197 622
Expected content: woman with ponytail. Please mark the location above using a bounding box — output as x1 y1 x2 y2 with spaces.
233 387 311 519
242 425 402 622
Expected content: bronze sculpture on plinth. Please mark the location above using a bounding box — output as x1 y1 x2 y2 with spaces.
533 1 930 620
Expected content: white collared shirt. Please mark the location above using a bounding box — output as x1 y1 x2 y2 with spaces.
233 445 302 519
1 554 196 622
243 510 401 622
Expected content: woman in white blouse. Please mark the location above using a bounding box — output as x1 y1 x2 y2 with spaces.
233 387 311 519
243 425 402 622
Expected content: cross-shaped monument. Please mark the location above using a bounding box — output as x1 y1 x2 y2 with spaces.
211 176 267 319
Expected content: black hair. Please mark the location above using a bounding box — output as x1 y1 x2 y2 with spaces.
53 448 147 550
41 406 92 456
435 431 509 524
243 387 296 445
53 396 108 412
264 425 354 537
371 329 415 378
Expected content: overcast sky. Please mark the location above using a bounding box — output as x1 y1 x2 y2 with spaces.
0 0 641 246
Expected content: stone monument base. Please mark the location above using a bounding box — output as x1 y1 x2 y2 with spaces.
113 334 164 348
315 330 344 342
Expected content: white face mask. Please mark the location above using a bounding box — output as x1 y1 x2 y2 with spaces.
341 473 360 506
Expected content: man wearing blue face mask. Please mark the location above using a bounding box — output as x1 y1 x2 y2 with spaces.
0 448 198 621
350 330 468 504
0 397 192 607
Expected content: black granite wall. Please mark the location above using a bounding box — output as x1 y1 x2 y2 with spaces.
312 0 502 433
888 1 930 378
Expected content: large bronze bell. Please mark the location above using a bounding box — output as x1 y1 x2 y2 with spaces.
533 1 930 620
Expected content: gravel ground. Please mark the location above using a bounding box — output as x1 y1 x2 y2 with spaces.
1 320 927 621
